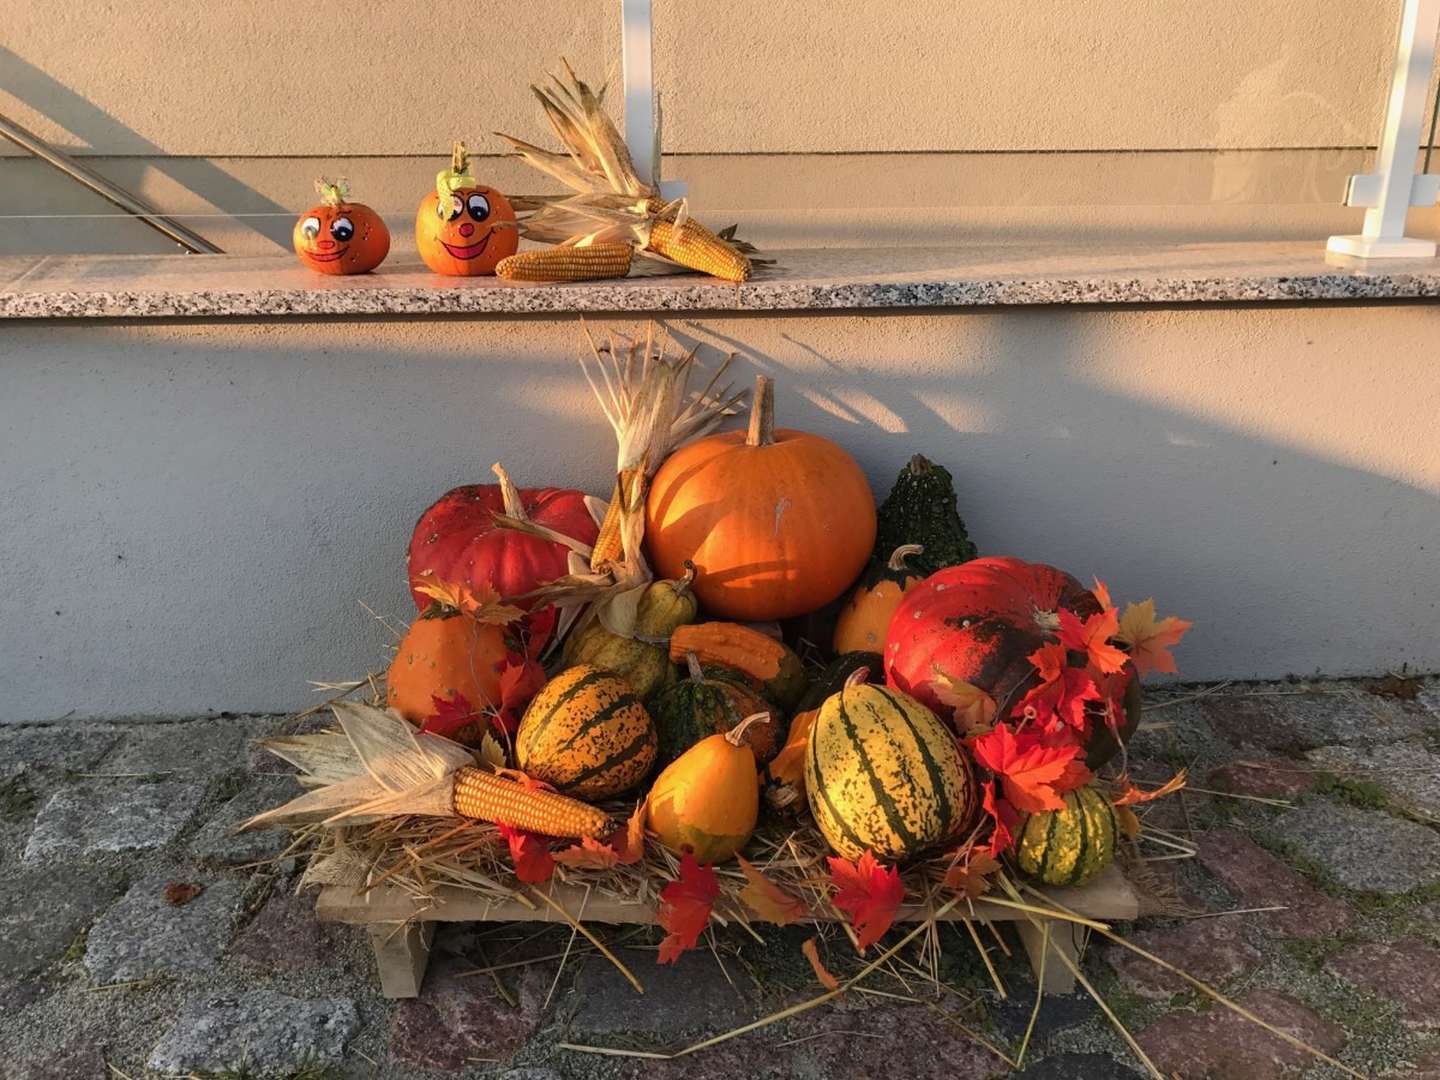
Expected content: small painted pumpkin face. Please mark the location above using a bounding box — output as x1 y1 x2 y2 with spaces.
415 141 518 276
292 180 390 275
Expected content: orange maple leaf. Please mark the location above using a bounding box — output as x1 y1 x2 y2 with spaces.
1116 599 1193 675
1057 606 1129 675
412 573 526 626
497 823 554 884
496 658 546 733
736 857 808 925
494 767 556 793
1111 769 1187 807
828 850 904 952
1114 804 1142 840
1091 577 1114 612
930 665 998 736
943 849 1002 900
656 852 718 964
802 936 840 990
611 802 647 865
552 836 622 871
982 780 1022 857
971 725 1083 814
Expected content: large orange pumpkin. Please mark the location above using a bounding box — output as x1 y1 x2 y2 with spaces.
415 141 518 276
293 178 390 275
645 374 876 622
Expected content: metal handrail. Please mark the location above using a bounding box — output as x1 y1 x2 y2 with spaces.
0 112 222 254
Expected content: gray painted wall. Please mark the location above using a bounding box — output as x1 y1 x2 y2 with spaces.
2 305 1437 721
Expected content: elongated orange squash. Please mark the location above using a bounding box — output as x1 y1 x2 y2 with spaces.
833 544 925 654
668 622 808 711
516 665 656 799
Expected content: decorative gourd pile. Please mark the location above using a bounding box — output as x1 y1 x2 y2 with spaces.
249 321 1193 971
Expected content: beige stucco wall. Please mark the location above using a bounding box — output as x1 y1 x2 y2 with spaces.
2 305 1437 720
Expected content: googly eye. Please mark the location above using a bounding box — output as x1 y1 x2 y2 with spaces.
300 215 321 238
466 193 491 222
330 216 354 242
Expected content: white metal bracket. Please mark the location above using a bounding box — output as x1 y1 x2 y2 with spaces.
1328 0 1440 258
621 0 687 202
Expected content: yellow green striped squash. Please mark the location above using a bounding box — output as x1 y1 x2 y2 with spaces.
804 682 976 860
516 665 656 800
1014 786 1118 887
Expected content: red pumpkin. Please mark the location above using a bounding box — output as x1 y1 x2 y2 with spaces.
407 463 598 615
883 556 1139 765
415 141 518 276
293 178 390 275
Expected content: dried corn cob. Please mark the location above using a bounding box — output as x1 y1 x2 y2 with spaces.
496 243 633 282
646 216 752 283
452 767 611 838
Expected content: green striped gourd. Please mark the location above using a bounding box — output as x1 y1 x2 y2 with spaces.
1013 785 1118 887
561 568 698 698
649 653 780 768
515 665 656 799
804 669 976 861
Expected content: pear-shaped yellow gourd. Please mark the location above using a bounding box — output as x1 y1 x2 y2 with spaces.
646 713 764 864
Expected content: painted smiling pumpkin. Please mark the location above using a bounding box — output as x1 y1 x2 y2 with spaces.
292 178 390 275
415 141 518 276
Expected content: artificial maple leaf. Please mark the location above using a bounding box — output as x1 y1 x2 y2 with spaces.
553 835 622 871
1054 755 1094 795
802 936 840 990
477 731 507 769
496 657 546 733
1016 663 1101 736
497 822 555 884
971 724 1083 814
982 780 1022 857
943 849 1001 900
412 573 526 626
736 856 807 925
495 767 556 793
828 851 904 952
930 666 998 736
1116 600 1193 675
656 852 718 964
420 691 486 744
1057 606 1128 676
1091 577 1114 612
612 802 647 865
1111 769 1188 807
1114 804 1142 840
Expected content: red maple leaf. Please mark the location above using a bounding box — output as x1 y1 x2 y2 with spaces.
982 780 1022 857
1057 606 1129 676
971 724 1084 814
656 852 719 964
420 691 486 744
497 822 555 884
1015 644 1102 735
828 850 904 952
495 656 546 734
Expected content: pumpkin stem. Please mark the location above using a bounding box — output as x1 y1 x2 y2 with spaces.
843 666 872 690
906 453 934 476
672 560 697 598
490 462 530 523
684 650 705 683
314 176 349 207
745 374 775 447
725 711 769 748
452 140 469 175
887 543 925 572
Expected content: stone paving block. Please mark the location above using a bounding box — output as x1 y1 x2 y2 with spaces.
390 953 551 1072
1196 829 1352 938
990 985 1097 1043
230 889 328 969
1275 801 1440 894
191 775 297 864
0 726 120 780
1104 916 1259 1000
1307 743 1440 822
569 948 752 1037
1134 989 1345 1080
23 779 206 861
1013 1053 1145 1079
1325 939 1440 1029
784 1001 1003 1080
1199 689 1424 752
6 1037 110 1080
147 990 358 1075
84 874 244 983
100 718 248 776
0 864 123 978
1205 758 1318 799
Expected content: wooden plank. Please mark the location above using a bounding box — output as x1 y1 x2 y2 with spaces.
315 864 1139 927
1015 919 1088 995
367 921 435 999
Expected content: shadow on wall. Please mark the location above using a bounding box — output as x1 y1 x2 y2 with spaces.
0 307 1436 720
0 47 293 252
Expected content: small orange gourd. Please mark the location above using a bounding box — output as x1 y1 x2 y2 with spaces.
415 141 518 276
833 544 926 654
293 178 390 275
646 374 876 622
386 607 509 727
646 713 764 864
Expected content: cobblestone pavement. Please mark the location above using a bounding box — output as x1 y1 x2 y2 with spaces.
2 677 1439 1078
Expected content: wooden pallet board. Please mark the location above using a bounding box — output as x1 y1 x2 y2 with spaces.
316 865 1141 998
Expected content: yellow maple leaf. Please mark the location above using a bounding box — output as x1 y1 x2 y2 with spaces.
552 836 622 870
930 666 997 736
943 850 1001 900
736 856 808 925
1116 599 1192 675
412 573 526 627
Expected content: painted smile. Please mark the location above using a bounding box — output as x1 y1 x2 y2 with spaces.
304 247 348 262
440 232 492 260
